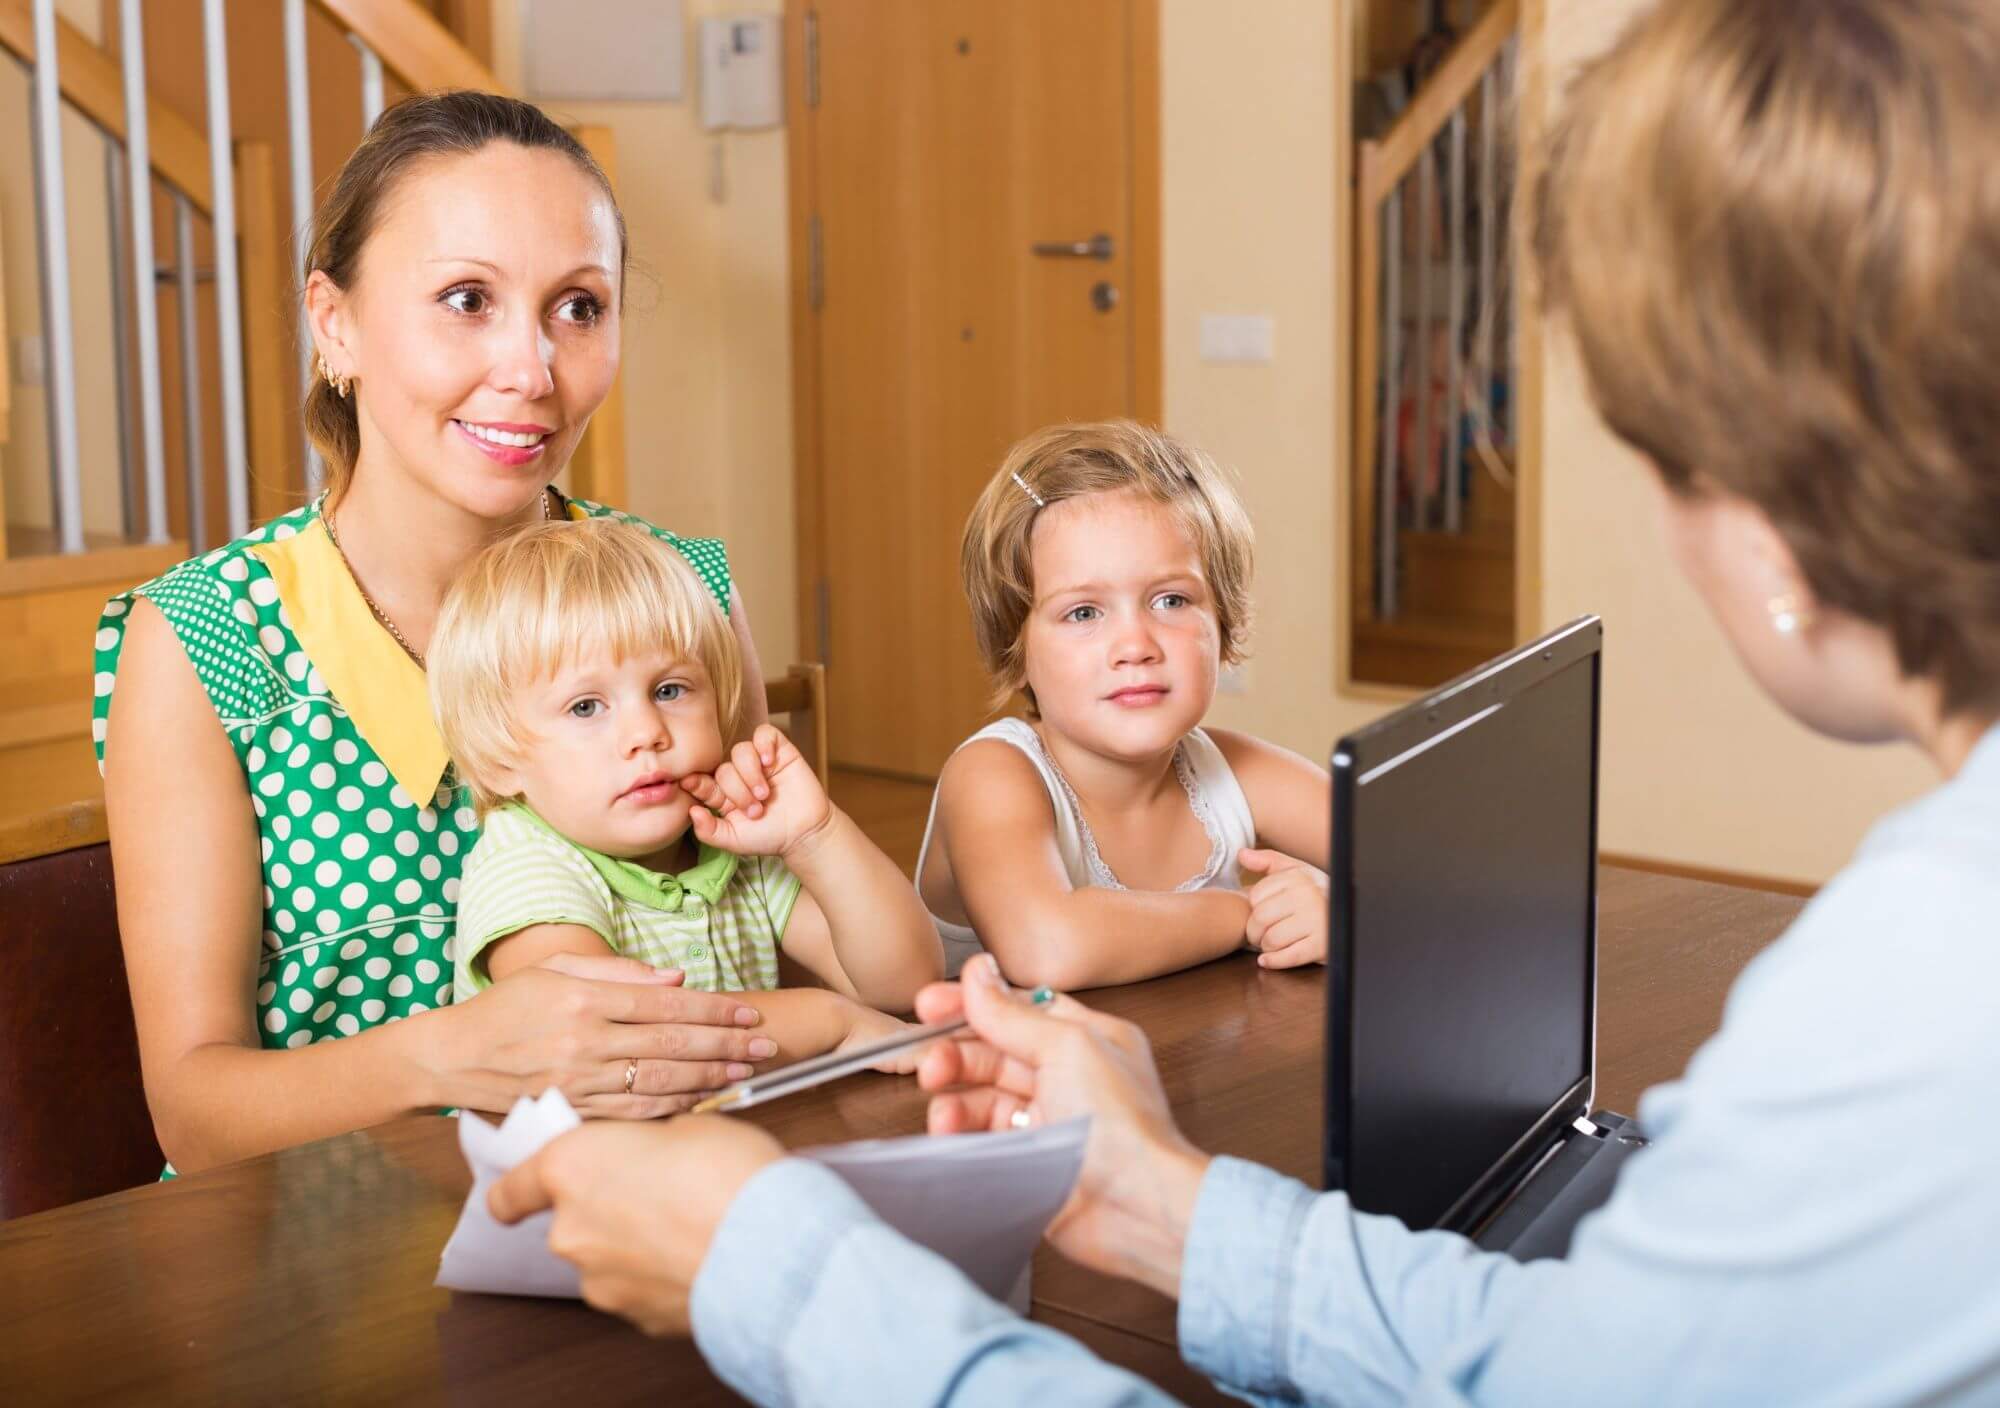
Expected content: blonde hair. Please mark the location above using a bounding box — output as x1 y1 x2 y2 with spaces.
1535 0 2000 715
961 420 1254 714
430 518 743 812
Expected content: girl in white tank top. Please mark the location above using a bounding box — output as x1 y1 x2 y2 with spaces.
919 421 1333 987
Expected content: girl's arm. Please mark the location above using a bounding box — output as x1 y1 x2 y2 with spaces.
105 604 773 1170
936 741 1250 991
689 726 942 1014
770 810 944 1012
1208 728 1332 868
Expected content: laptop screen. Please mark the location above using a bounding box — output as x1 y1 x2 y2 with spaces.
1326 620 1601 1231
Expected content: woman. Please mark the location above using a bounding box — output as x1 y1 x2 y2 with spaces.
98 92 781 1175
492 2 2000 1401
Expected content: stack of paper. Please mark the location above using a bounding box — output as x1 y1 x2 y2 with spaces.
436 1091 1088 1311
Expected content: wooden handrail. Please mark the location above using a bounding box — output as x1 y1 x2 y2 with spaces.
315 0 501 94
0 0 216 214
1361 0 1518 207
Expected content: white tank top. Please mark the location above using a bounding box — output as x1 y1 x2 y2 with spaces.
915 719 1259 978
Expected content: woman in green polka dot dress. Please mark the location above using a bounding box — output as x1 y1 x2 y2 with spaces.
94 92 780 1175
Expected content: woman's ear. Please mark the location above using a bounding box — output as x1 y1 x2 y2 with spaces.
1724 497 1820 632
303 269 354 380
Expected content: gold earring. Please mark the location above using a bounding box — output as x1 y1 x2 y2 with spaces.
1766 593 1813 636
315 352 351 399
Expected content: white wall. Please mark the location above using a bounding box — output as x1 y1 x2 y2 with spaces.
493 0 798 664
491 0 1935 886
1535 0 1933 883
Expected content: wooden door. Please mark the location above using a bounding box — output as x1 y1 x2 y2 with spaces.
794 0 1156 778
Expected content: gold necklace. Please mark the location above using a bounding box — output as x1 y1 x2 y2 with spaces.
321 487 556 670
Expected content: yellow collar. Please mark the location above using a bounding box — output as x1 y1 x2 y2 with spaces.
248 519 450 806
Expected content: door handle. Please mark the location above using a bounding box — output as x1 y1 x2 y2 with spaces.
1031 232 1115 260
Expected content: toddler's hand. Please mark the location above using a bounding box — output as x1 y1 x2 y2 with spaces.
1237 849 1329 970
837 1002 920 1075
682 724 833 858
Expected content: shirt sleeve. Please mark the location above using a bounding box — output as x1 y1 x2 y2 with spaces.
747 854 804 942
691 1158 1183 1408
1177 844 2000 1408
452 817 618 996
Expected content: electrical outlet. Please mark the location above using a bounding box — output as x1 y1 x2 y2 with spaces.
1199 314 1274 364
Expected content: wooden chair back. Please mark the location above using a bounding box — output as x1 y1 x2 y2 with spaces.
0 802 161 1220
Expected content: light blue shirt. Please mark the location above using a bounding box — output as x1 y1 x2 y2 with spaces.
689 729 2000 1406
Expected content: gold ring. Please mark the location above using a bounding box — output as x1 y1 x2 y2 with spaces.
623 1058 639 1095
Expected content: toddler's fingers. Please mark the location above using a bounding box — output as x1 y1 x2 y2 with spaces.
712 761 765 818
729 740 772 802
751 722 786 771
680 773 733 813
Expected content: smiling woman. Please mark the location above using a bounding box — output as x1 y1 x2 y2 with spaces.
90 92 775 1177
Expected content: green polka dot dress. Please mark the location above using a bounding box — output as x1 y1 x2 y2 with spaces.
91 491 733 1054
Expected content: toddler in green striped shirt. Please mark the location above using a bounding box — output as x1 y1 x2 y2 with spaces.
430 519 945 1107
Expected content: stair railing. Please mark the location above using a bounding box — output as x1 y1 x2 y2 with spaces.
1 0 625 565
1352 0 1518 622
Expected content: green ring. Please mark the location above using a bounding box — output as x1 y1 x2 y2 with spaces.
1029 985 1056 1005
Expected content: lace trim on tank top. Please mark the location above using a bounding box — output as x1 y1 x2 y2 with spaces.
1029 731 1228 892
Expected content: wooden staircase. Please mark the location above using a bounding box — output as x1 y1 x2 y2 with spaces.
1352 453 1515 686
0 0 628 828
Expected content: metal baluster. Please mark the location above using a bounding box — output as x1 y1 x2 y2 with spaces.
122 0 170 543
202 0 250 539
1380 194 1402 621
30 0 84 554
1504 35 1520 447
106 150 140 540
1415 150 1435 533
351 35 384 129
176 194 208 552
285 0 320 491
1445 108 1466 535
1479 67 1497 460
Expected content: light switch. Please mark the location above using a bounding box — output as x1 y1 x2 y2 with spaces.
1199 315 1274 364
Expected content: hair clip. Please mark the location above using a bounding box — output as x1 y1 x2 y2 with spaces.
1011 471 1046 509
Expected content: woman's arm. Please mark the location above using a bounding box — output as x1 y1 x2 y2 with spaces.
937 742 1249 991
486 928 886 1070
106 601 442 1169
105 604 777 1169
1208 727 1332 868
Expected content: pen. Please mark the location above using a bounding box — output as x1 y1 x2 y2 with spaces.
690 984 1058 1115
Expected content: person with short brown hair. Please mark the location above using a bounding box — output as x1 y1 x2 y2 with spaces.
916 420 1332 988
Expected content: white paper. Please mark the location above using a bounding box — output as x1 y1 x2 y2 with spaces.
435 1091 1088 1306
436 1089 583 1297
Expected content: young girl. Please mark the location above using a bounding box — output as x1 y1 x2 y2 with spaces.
916 421 1331 988
431 518 943 1072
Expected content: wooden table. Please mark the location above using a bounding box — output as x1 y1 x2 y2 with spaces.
0 868 1803 1405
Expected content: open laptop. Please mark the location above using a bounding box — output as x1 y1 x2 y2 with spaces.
1325 616 1647 1261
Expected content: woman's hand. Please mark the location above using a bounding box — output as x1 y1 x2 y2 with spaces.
916 955 1212 1298
489 1116 786 1336
433 954 779 1119
682 724 835 859
1236 849 1330 969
